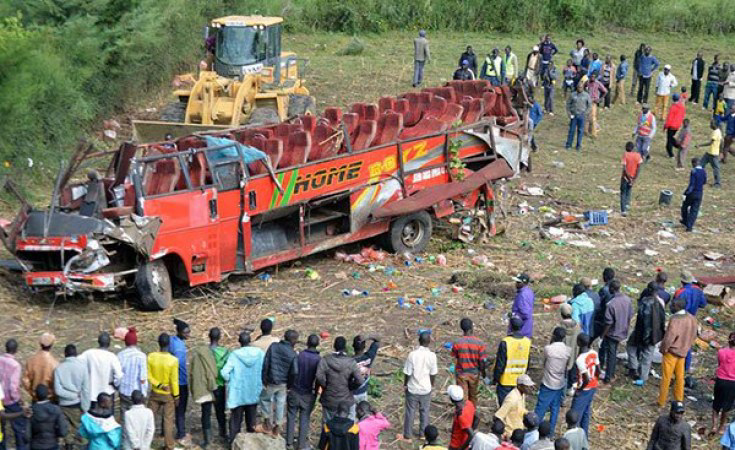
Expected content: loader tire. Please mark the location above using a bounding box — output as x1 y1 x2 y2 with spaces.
287 94 316 118
135 260 172 311
160 101 187 122
383 211 433 254
246 107 280 126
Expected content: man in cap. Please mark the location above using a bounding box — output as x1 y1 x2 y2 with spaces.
23 333 59 401
658 298 698 407
493 318 531 406
447 385 476 450
510 274 534 339
78 332 123 411
117 328 148 417
655 64 678 119
673 269 705 376
453 60 474 81
526 46 541 88
54 344 90 449
633 103 657 160
647 401 691 449
413 30 430 87
494 374 534 433
169 319 190 443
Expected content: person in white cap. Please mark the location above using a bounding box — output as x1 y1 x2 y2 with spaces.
655 64 678 119
447 385 476 450
526 46 541 88
494 374 534 433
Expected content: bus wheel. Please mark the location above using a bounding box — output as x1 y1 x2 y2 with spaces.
135 260 172 311
386 211 432 254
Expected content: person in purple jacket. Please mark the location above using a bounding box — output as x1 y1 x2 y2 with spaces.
510 273 535 338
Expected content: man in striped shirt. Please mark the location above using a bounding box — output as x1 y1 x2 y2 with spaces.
451 318 488 404
117 328 148 418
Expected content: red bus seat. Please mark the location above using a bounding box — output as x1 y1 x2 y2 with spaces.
364 103 379 121
424 96 448 119
352 120 377 151
144 159 181 196
280 131 311 168
324 107 343 127
378 96 396 113
461 97 485 124
399 118 448 140
438 103 464 126
374 113 403 146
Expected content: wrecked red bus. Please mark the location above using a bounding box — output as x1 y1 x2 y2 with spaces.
2 80 530 310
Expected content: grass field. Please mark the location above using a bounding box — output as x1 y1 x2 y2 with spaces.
1 30 734 449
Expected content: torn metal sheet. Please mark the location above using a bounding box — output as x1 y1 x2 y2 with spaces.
372 159 514 219
103 215 162 257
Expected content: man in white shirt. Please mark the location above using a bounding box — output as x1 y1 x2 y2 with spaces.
655 64 678 119
79 332 123 410
470 419 504 449
399 332 438 443
123 390 154 450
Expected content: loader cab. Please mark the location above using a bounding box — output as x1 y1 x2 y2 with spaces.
210 16 282 79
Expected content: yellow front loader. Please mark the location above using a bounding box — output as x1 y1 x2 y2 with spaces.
133 16 315 143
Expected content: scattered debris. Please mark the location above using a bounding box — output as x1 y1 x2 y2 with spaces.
644 249 659 256
703 251 724 261
335 247 387 265
304 268 320 280
597 185 616 194
657 230 676 240
551 160 565 168
703 284 731 306
518 186 544 196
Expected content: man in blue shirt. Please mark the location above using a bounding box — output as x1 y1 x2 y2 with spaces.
539 34 558 79
170 319 190 442
587 53 602 77
636 46 660 104
529 96 543 152
680 157 707 232
720 104 735 162
614 54 629 105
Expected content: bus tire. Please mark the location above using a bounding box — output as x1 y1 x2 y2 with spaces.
135 260 172 311
386 211 432 254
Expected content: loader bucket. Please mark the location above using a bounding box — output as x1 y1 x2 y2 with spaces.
131 120 232 143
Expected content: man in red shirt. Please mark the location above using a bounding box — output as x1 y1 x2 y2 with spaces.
665 94 686 158
447 385 477 450
451 318 488 404
620 141 643 216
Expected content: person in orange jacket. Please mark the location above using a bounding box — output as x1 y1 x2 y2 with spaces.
664 93 687 158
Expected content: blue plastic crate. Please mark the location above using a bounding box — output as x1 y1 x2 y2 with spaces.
584 210 608 226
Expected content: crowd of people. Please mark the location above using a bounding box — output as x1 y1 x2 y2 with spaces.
1 266 733 450
412 31 735 230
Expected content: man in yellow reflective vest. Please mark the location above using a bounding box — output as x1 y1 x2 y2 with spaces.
492 318 531 406
504 46 518 85
481 48 506 87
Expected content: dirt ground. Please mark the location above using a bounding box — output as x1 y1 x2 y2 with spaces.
1 31 735 449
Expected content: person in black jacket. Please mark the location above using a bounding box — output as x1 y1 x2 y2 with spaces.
630 43 646 97
593 267 616 342
459 46 477 77
317 402 359 450
690 52 705 104
261 330 299 437
627 282 666 386
28 385 67 450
